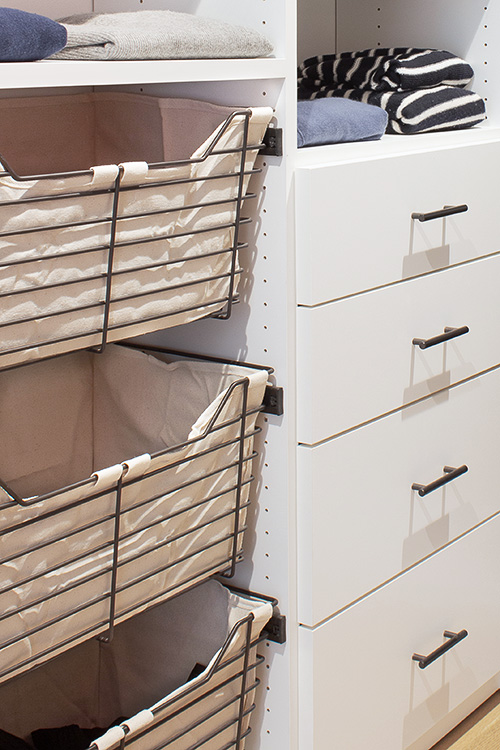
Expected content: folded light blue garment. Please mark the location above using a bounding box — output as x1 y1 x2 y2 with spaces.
0 7 67 61
297 97 388 147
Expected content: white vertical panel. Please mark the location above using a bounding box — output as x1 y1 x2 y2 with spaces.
467 1 500 125
336 0 488 56
297 0 336 62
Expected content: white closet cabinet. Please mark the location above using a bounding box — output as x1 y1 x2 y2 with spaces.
3 0 500 749
294 1 500 750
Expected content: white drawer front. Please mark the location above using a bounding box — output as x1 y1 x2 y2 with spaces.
298 367 500 626
296 141 500 305
299 514 500 750
297 255 500 445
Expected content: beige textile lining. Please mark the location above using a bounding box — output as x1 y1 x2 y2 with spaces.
0 94 274 369
0 346 268 685
0 92 243 174
0 581 273 750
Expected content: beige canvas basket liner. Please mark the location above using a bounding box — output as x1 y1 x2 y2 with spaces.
0 580 273 750
0 93 273 369
0 345 268 683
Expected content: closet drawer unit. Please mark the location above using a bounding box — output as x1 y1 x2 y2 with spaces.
297 254 500 445
296 141 500 305
299 513 500 750
297 367 500 626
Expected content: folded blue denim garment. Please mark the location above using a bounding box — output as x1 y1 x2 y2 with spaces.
0 7 67 61
297 97 388 147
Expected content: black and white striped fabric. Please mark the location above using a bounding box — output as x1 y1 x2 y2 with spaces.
298 48 486 135
315 86 486 135
298 48 475 93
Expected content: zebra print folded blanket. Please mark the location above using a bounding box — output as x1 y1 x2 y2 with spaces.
298 48 475 92
298 48 486 135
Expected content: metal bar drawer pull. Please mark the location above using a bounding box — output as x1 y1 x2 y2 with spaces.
412 465 468 497
412 326 470 350
413 630 468 669
411 204 468 222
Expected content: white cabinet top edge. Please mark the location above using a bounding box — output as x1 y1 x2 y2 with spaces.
0 57 287 89
295 126 500 168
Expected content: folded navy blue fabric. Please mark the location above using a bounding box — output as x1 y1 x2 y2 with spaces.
0 7 67 61
297 97 388 147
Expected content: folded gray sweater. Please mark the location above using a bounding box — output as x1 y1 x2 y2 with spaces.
51 10 273 60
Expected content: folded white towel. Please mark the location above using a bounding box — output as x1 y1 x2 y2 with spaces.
51 10 273 60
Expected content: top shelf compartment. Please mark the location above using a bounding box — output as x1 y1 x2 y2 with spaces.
297 1 500 155
301 1 497 109
0 0 286 86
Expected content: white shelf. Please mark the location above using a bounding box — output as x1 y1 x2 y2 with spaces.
295 125 500 167
0 56 286 89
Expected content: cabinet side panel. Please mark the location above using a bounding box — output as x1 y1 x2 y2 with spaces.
297 0 337 62
336 0 487 55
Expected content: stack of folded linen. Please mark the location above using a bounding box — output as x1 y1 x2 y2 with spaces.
298 47 486 135
0 7 273 63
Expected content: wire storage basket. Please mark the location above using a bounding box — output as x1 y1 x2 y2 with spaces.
0 344 271 684
0 93 273 370
0 581 278 750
